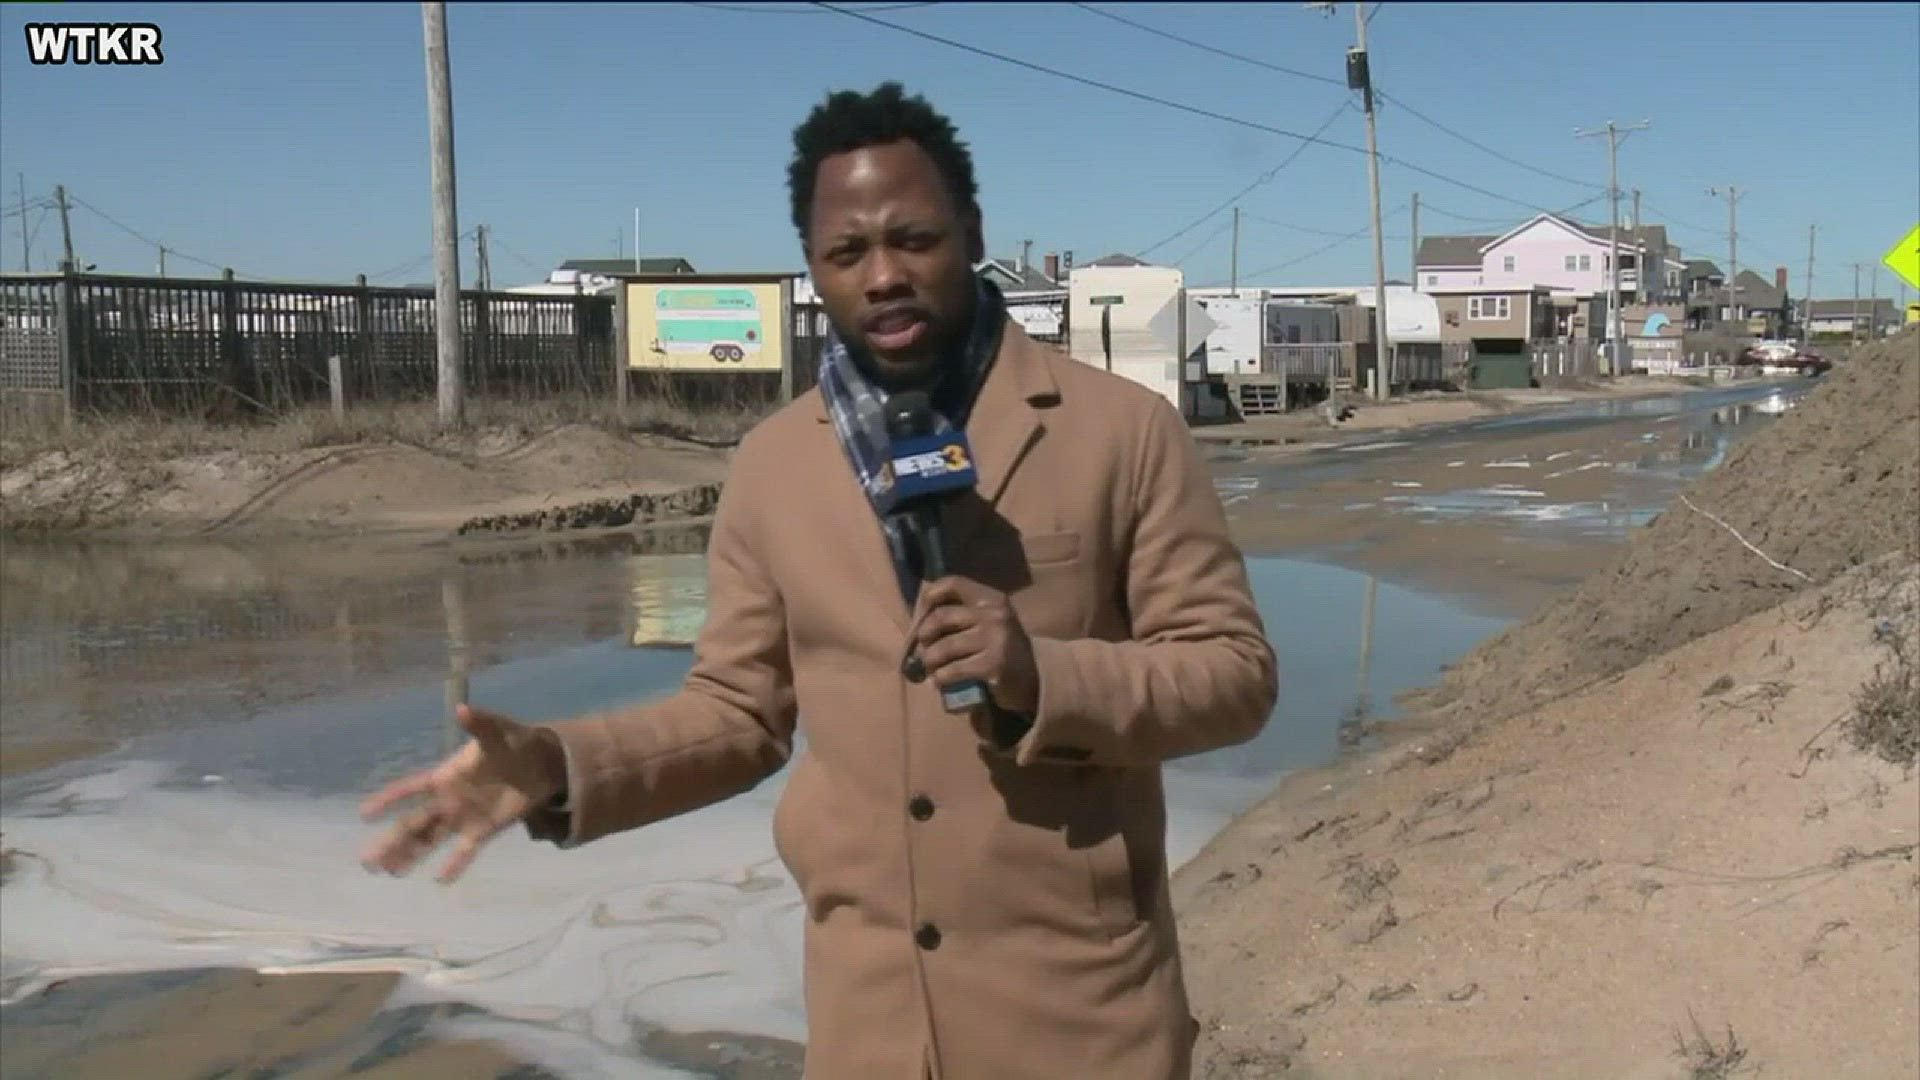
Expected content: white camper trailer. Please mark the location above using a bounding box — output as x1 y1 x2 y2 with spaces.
1066 265 1210 416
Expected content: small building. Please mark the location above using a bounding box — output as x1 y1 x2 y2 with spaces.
1805 297 1902 339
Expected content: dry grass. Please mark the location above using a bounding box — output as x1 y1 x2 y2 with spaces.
1845 589 1920 767
0 374 778 466
1673 1012 1753 1079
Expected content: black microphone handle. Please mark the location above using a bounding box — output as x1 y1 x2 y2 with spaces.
907 506 992 713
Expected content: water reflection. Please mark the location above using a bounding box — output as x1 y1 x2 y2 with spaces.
0 543 1507 1077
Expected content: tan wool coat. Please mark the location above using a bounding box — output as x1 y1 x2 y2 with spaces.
526 321 1279 1079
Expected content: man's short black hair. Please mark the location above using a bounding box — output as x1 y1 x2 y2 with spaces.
787 82 979 243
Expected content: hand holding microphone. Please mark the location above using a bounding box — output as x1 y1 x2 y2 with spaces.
883 391 1039 717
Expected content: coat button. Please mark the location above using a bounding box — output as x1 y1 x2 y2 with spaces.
908 794 934 821
915 923 942 951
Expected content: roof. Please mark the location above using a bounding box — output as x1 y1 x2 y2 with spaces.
1697 269 1787 310
1808 297 1900 318
1684 258 1723 279
561 257 696 275
1416 235 1495 268
1084 253 1149 268
976 257 1062 293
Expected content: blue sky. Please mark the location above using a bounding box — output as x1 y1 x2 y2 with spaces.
2 1 1916 302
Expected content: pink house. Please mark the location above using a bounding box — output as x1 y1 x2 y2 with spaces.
1416 213 1686 308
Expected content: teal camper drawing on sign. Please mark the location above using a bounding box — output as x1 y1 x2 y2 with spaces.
650 287 764 363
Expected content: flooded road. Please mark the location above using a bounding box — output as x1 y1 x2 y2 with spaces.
0 379 1806 1078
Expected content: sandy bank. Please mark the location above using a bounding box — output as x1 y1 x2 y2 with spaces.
1 423 731 538
1176 329 1920 1078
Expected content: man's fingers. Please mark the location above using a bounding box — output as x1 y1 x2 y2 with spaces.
920 627 985 674
437 821 503 884
914 602 979 648
360 771 435 821
457 704 513 754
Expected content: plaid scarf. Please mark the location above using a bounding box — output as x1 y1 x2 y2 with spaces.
818 277 1006 605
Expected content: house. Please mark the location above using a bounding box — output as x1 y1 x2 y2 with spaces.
1415 213 1688 317
1805 297 1902 339
509 256 699 296
1687 268 1791 335
978 251 1068 341
1426 284 1558 348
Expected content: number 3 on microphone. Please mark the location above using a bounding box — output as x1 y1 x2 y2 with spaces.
942 445 971 471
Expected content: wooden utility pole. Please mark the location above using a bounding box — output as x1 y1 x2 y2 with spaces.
15 173 28 272
1230 206 1240 296
1577 120 1650 375
474 224 491 292
1409 191 1419 282
158 246 168 277
1632 188 1641 234
422 0 464 428
1850 262 1862 346
1708 185 1741 329
1802 225 1815 342
54 184 75 272
1353 1 1391 399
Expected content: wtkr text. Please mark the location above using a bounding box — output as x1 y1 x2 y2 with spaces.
24 23 164 65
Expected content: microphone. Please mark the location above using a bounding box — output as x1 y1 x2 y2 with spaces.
881 389 992 713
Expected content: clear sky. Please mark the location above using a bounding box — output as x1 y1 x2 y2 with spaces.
3 2 1916 302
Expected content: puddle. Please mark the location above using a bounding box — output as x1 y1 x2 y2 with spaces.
1470 381 1808 432
0 543 1504 1076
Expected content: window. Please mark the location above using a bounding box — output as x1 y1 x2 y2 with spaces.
1565 255 1578 271
1666 269 1680 288
1468 295 1511 320
1426 274 1437 286
1503 255 1516 272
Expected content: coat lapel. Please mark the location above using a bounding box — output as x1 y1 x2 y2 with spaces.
944 323 1059 553
809 320 1061 620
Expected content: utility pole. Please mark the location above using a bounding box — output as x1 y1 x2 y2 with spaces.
1802 225 1815 343
634 208 642 273
475 224 491 292
158 246 168 278
1309 1 1392 399
1708 185 1741 332
422 0 464 429
15 173 28 272
1850 263 1862 347
54 184 75 272
1632 188 1641 234
1409 191 1419 283
1576 120 1650 376
1230 206 1240 296
1869 263 1881 341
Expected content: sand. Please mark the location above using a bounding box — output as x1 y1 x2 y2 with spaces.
1177 329 1920 1077
1412 329 1919 725
0 424 731 537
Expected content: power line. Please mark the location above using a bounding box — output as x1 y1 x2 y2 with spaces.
64 192 258 276
1134 100 1352 258
1169 217 1236 268
1218 203 1410 285
1375 91 1603 191
1069 2 1343 88
811 1 1567 215
1242 210 1408 241
1071 2 1599 195
687 0 934 10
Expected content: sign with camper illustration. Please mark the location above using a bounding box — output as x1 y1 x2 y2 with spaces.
625 278 789 373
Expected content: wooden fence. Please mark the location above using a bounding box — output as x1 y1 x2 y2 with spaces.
1 270 616 417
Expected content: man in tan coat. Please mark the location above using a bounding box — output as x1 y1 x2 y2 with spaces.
361 82 1278 1079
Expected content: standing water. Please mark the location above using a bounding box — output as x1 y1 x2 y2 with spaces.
0 537 1504 1077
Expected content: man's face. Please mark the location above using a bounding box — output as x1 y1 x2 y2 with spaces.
805 140 983 385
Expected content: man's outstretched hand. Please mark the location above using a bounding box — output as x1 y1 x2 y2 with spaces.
359 704 568 884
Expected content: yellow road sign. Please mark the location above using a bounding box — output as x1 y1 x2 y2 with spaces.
1885 224 1920 292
